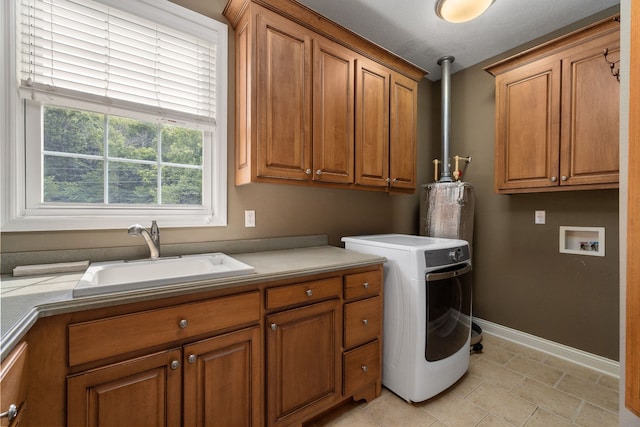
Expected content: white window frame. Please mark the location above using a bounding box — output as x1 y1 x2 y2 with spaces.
1 0 228 232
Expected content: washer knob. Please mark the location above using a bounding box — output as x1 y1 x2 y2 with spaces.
449 249 462 262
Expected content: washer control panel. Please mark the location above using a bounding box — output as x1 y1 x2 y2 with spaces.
424 245 470 267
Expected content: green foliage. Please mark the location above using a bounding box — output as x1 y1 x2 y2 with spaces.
42 106 204 205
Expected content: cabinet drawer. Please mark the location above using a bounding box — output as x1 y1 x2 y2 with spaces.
344 270 381 300
68 291 260 366
344 296 381 348
343 340 380 396
266 277 341 310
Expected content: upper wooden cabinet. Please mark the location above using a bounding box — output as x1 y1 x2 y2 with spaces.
485 15 620 194
224 0 425 193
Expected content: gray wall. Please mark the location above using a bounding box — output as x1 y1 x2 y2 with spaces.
446 8 620 360
0 1 619 360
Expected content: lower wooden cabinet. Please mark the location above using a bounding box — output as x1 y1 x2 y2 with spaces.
67 348 182 427
68 326 262 427
11 264 384 427
266 299 342 427
343 340 380 396
342 270 383 401
0 342 28 427
183 327 262 427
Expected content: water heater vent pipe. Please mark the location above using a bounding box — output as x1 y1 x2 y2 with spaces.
437 55 455 182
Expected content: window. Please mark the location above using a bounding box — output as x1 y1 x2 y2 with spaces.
1 0 228 231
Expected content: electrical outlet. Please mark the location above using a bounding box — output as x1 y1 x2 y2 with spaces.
535 210 546 225
245 210 256 227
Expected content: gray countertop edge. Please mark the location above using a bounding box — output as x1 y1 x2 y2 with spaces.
1 246 386 361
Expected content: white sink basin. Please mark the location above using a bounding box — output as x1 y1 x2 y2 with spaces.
73 253 255 297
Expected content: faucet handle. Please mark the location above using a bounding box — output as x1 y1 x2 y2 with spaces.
150 220 160 257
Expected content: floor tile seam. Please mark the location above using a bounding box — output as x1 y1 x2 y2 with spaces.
595 375 621 392
498 362 550 392
467 367 525 394
474 356 527 379
571 399 589 425
511 376 584 423
556 371 622 399
472 412 517 427
505 355 567 384
515 402 542 427
491 341 547 364
578 399 620 417
505 366 562 389
464 380 539 426
453 372 486 398
551 382 619 415
422 393 489 426
541 358 611 385
480 349 518 367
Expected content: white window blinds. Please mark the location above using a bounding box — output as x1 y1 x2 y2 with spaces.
18 0 217 124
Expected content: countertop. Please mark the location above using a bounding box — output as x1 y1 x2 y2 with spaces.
0 245 385 361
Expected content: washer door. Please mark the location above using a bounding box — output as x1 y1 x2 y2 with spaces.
425 263 472 362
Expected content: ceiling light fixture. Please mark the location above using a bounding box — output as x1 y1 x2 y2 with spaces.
435 0 495 23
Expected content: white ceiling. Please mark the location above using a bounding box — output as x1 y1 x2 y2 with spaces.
295 0 620 81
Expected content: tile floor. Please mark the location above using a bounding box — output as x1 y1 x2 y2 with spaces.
306 334 619 427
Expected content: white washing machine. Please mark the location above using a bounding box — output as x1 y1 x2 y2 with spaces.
342 234 472 403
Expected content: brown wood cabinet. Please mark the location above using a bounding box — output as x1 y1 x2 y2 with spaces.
265 277 343 427
67 348 183 427
183 326 262 427
389 73 418 190
264 268 383 427
224 0 424 193
266 299 342 427
0 342 28 427
12 263 384 427
626 0 640 417
485 15 620 194
342 270 383 401
313 37 356 184
66 292 262 427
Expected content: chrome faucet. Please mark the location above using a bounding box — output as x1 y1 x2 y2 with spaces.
128 221 161 259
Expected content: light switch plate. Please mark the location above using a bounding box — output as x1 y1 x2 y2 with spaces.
245 210 255 227
535 210 545 224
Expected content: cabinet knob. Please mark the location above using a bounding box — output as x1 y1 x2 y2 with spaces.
188 354 197 364
305 289 313 297
361 365 368 373
271 323 278 331
305 169 312 175
385 178 390 183
362 319 369 326
550 176 557 182
179 319 188 329
561 175 568 181
0 404 18 423
316 170 322 175
363 282 369 289
392 178 398 183
170 360 180 370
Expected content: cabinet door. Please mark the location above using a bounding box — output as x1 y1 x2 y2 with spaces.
313 38 355 183
266 299 341 427
560 31 620 186
355 58 390 187
255 7 312 181
67 348 182 427
494 55 561 192
389 72 418 190
183 327 262 427
0 342 28 427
